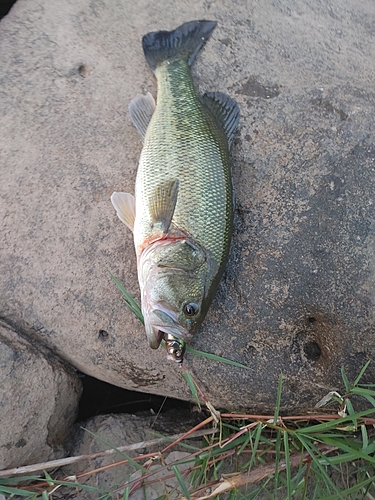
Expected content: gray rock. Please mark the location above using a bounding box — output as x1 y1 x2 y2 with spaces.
1 0 375 411
61 414 155 498
60 411 200 499
0 323 82 469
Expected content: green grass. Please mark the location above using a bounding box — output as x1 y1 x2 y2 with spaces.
1 363 375 499
1 277 374 499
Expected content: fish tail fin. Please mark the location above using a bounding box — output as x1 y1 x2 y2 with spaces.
142 20 217 72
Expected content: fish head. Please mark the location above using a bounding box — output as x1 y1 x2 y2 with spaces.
138 239 210 350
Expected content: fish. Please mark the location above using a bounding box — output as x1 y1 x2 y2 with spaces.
111 20 239 363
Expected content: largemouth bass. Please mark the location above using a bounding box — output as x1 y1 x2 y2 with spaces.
111 20 239 362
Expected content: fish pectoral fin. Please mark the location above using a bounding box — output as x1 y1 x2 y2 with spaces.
201 91 240 148
149 179 179 235
111 192 136 232
129 92 156 141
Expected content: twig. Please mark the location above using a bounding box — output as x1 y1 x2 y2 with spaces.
0 428 216 478
161 416 214 454
221 413 375 425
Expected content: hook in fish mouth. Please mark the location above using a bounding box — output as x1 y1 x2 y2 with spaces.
144 322 186 362
144 304 192 345
143 305 189 362
164 333 186 363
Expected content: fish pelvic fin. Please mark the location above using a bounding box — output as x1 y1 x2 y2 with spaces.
129 92 156 141
201 92 240 148
142 20 217 72
149 179 179 235
111 192 136 232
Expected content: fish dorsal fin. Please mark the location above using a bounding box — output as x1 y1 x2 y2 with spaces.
111 192 136 232
201 91 240 148
129 92 156 141
149 179 179 235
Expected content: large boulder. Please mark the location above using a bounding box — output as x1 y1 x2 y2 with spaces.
0 323 82 469
1 0 374 412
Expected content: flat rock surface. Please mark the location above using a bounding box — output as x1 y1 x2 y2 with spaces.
1 0 375 411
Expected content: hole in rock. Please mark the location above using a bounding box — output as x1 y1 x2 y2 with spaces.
98 329 109 339
76 373 191 423
303 341 322 361
0 0 17 20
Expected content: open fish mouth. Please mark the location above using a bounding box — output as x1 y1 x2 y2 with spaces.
144 304 192 349
144 324 164 349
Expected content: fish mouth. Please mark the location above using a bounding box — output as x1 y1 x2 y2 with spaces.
144 302 192 349
144 323 164 349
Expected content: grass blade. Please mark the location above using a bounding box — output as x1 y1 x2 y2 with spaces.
283 430 292 499
185 346 253 370
320 437 375 464
352 359 371 387
244 422 264 472
0 485 34 496
351 387 375 407
361 424 369 450
108 270 144 324
122 486 130 500
295 434 341 496
173 465 190 499
273 429 282 497
317 473 375 500
181 369 200 408
344 398 357 429
341 366 350 392
237 429 251 455
295 407 375 435
273 373 283 424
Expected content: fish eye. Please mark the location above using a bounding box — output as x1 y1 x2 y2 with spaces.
183 302 199 316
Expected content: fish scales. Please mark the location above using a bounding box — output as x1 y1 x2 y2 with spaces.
111 20 239 361
136 59 232 273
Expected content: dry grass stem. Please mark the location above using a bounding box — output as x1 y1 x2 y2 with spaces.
0 428 216 478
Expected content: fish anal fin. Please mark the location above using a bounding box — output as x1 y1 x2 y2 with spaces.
111 192 136 232
129 92 156 141
149 179 179 235
201 91 240 148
